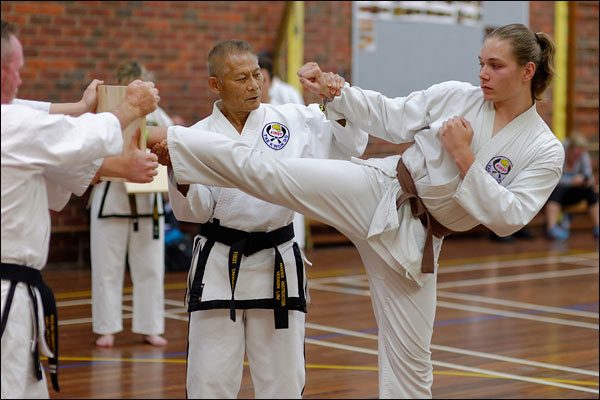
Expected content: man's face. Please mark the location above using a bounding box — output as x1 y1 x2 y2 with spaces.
1 35 24 104
478 37 531 104
215 52 263 113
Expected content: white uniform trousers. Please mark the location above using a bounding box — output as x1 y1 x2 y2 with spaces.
187 308 306 399
355 242 435 399
90 208 165 335
1 281 49 399
293 213 305 249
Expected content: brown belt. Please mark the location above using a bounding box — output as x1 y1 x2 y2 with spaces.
395 158 453 273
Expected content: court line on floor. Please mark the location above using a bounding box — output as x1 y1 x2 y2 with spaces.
436 291 599 319
437 248 596 267
325 279 600 321
310 265 597 293
307 282 598 329
49 354 597 389
306 322 599 377
437 266 598 289
309 253 598 286
51 251 597 300
304 337 599 394
440 254 597 274
307 253 598 283
436 301 598 330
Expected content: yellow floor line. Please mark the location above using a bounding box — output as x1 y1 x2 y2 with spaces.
48 357 598 387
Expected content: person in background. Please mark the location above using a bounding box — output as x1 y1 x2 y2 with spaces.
90 61 173 348
1 19 159 398
259 51 305 105
545 134 599 240
258 52 307 250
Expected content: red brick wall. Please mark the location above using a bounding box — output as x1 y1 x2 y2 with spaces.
1 1 597 263
570 1 599 158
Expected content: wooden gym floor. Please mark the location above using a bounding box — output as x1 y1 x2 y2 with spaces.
41 229 598 399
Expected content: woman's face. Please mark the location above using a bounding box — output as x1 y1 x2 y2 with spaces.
478 38 531 104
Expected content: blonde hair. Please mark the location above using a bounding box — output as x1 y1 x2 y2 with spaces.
115 61 154 84
568 134 589 150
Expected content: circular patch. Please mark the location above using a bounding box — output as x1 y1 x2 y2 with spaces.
262 122 290 150
485 156 513 184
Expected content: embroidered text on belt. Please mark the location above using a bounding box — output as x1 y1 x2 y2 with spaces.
189 220 295 329
395 159 454 273
1 263 60 392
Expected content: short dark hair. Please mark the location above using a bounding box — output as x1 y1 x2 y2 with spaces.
207 39 256 77
258 52 274 79
1 19 18 66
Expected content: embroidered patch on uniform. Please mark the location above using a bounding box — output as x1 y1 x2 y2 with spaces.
262 122 290 150
485 156 513 184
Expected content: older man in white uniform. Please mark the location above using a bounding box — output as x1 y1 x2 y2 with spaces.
167 40 367 399
149 24 564 399
1 19 159 399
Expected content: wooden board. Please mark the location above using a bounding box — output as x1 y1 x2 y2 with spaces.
124 164 169 193
96 85 168 192
96 85 146 182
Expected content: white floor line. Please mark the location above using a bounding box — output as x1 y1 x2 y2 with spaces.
310 274 370 285
436 300 598 329
308 282 370 296
58 302 188 325
431 359 599 395
306 322 599 377
307 322 378 340
57 298 92 307
305 337 377 355
431 344 599 377
120 304 189 322
439 253 597 274
164 298 186 307
437 291 599 319
305 337 599 395
59 314 132 326
437 266 598 289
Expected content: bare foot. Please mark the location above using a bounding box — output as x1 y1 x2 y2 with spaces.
144 335 168 347
95 334 115 348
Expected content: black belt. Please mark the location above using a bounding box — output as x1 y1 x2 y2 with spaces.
188 220 295 329
98 181 162 239
1 263 59 392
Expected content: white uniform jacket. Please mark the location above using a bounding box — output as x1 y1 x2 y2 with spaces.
324 81 564 284
270 77 305 106
1 100 122 357
169 101 368 308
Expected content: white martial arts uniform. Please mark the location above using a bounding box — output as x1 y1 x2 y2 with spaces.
269 77 305 106
165 81 564 399
168 101 367 398
267 77 307 249
1 100 123 399
90 107 172 337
